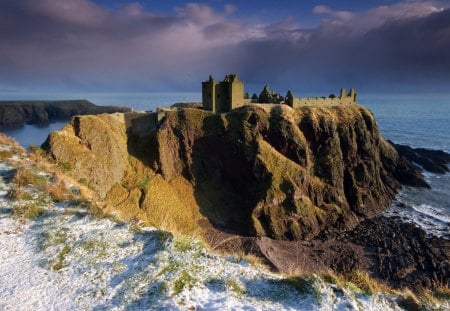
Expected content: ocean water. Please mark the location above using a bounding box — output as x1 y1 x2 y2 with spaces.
359 94 450 153
0 92 449 237
358 94 450 238
1 122 69 148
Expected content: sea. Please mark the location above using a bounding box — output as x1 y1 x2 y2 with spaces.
0 91 449 238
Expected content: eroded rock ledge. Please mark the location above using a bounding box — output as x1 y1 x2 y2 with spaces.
204 216 449 289
0 100 131 129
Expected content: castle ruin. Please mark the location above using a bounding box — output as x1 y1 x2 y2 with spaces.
202 74 245 114
202 74 356 113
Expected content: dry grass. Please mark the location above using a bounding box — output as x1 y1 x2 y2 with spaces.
408 285 450 309
172 270 195 295
0 149 14 160
345 270 387 295
239 253 267 268
140 175 203 237
12 167 48 188
45 179 74 202
28 145 51 164
281 275 316 295
226 278 246 295
7 187 33 200
22 147 95 204
433 284 450 301
321 270 390 295
52 245 72 271
12 203 45 219
320 269 449 309
0 133 25 154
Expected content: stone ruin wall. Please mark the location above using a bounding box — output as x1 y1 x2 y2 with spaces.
291 96 355 107
227 80 245 111
290 88 356 107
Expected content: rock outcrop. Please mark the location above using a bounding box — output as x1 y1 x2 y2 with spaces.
43 113 130 199
170 102 203 109
391 141 450 174
204 215 450 289
0 100 131 129
43 104 429 241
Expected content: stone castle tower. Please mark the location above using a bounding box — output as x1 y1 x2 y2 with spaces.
340 88 357 103
202 74 244 113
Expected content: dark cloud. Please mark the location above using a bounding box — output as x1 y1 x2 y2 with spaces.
0 0 449 93
225 4 450 93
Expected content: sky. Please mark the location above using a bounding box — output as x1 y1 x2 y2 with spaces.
0 0 449 94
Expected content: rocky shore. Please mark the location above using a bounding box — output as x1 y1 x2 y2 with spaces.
205 215 449 290
0 100 131 129
41 103 450 291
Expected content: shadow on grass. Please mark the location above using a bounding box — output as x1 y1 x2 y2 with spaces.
0 206 12 215
205 278 226 293
238 276 318 309
0 168 17 183
18 189 177 309
93 229 173 310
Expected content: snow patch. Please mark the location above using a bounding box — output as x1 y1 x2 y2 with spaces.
0 153 408 310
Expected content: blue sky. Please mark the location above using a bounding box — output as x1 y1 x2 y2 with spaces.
0 0 449 94
91 0 401 24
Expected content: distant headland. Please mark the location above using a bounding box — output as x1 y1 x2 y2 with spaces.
0 100 131 129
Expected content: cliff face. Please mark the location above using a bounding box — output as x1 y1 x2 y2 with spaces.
43 104 426 240
153 104 426 239
0 100 131 129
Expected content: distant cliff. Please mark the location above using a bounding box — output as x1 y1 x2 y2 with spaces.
0 100 131 128
43 104 429 239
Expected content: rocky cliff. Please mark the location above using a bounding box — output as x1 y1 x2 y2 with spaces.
43 104 428 241
0 100 131 129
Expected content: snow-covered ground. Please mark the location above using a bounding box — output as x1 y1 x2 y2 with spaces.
0 147 406 310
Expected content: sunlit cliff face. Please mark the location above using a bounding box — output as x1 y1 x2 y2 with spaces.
0 0 449 92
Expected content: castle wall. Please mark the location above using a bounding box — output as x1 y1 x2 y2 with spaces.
291 88 356 107
202 74 245 113
292 97 356 108
215 82 228 113
228 80 244 110
202 81 216 112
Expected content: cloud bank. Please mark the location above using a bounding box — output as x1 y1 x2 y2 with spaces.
0 0 449 93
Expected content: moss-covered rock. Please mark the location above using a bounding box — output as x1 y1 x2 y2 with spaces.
43 113 129 199
43 104 427 241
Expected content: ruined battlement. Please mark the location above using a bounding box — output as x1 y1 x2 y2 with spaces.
202 74 356 113
286 88 357 107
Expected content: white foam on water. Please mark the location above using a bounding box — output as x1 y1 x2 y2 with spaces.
386 202 450 238
386 165 450 239
410 204 450 224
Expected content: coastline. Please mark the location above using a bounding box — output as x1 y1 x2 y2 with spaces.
0 95 450 310
0 134 422 310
